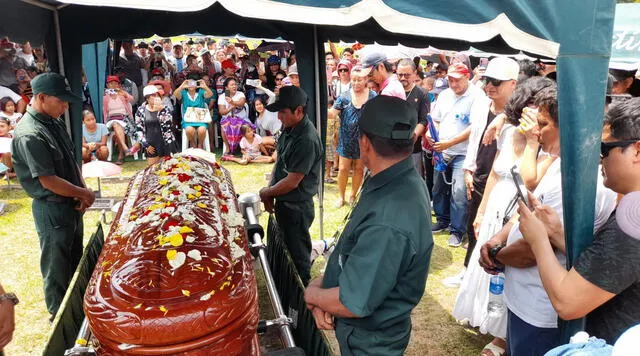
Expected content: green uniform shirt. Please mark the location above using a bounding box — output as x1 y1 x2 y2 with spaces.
322 157 433 353
11 107 83 199
271 116 322 202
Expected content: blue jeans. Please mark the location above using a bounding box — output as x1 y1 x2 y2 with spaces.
507 310 560 355
432 155 468 234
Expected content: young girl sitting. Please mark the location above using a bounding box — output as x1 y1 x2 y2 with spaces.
0 118 15 178
0 97 22 129
224 124 274 165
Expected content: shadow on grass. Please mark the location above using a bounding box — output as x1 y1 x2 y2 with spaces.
408 292 491 356
429 242 453 272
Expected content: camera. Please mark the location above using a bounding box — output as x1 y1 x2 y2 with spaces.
105 88 117 95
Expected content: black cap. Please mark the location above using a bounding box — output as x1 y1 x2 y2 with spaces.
610 68 634 82
359 96 417 139
31 73 82 103
137 41 148 49
266 86 308 112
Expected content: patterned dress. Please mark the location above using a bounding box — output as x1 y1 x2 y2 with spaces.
134 105 177 157
334 89 376 160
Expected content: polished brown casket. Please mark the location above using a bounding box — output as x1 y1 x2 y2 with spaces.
84 155 259 355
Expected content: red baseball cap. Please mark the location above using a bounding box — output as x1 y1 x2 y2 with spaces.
447 63 470 79
106 75 120 83
221 59 237 71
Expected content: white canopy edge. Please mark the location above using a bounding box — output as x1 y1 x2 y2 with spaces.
59 0 559 58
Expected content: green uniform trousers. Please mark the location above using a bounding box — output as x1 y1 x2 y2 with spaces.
32 199 83 316
274 199 314 285
335 318 412 356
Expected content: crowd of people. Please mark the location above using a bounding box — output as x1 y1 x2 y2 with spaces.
1 33 640 356
309 44 640 356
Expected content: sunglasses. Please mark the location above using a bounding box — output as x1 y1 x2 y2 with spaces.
338 68 349 73
275 77 284 81
396 73 413 78
483 77 504 87
600 140 639 158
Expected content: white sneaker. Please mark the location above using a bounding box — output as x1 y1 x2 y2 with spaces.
442 268 467 288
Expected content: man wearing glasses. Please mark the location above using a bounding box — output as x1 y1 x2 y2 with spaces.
518 97 640 345
359 51 406 100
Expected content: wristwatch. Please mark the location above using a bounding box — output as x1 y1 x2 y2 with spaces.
0 293 19 305
489 243 505 265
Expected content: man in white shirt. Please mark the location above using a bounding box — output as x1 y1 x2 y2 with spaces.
479 86 617 355
428 63 486 247
16 42 35 67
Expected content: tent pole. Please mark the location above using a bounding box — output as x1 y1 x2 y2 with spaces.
53 7 72 136
313 25 324 241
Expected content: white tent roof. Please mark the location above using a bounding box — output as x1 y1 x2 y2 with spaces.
59 0 560 58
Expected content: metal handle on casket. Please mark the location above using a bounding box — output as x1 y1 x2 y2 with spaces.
239 193 296 348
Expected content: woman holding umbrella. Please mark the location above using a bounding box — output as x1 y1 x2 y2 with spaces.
135 86 177 165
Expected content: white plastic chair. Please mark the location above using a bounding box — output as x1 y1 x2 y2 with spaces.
181 126 211 152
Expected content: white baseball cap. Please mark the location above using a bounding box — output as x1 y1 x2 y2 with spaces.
143 85 159 97
484 56 519 81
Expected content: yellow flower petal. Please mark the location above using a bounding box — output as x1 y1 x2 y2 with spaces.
197 202 207 209
166 249 177 260
129 214 137 221
195 192 202 197
158 179 168 186
169 233 184 247
134 303 142 309
179 226 194 234
193 185 202 191
181 289 191 297
157 170 169 176
187 194 195 200
159 306 168 316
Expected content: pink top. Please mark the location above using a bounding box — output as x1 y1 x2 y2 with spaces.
380 75 407 100
240 134 263 158
103 93 134 120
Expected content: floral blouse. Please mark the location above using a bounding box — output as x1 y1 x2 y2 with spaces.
134 105 175 145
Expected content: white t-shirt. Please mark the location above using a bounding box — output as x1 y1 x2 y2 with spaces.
218 91 247 120
504 158 618 328
240 134 263 158
256 111 282 136
431 84 486 157
0 86 23 106
0 112 22 126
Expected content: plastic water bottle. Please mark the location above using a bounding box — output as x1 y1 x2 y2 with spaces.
487 272 506 317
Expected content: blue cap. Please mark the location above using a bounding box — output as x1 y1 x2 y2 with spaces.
359 51 387 76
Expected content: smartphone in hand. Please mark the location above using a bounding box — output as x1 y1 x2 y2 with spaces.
510 166 530 208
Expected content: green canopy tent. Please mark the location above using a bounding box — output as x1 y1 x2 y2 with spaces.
3 0 616 343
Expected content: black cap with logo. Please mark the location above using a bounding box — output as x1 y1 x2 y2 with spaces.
31 73 82 103
266 86 308 112
359 95 417 140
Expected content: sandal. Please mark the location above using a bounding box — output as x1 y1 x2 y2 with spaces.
324 177 335 184
481 341 505 356
334 200 346 209
115 159 124 165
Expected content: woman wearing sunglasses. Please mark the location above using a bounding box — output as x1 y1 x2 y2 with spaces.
331 59 352 100
518 97 640 347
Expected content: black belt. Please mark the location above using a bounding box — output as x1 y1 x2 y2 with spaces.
41 195 76 205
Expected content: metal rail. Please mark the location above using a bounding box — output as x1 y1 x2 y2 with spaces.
239 193 297 348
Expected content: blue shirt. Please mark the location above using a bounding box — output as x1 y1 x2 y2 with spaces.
82 123 108 143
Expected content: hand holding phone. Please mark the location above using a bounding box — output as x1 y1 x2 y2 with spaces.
510 166 531 209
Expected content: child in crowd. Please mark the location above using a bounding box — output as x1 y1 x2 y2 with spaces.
81 110 109 163
0 118 15 178
225 124 274 165
0 97 22 129
325 98 339 183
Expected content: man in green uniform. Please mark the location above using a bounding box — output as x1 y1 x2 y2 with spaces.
304 95 433 355
259 85 322 285
11 73 95 319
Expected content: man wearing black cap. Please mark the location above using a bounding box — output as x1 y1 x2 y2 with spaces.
11 73 95 319
304 96 433 355
259 86 322 285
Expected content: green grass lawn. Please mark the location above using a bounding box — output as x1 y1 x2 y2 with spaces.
0 156 489 355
